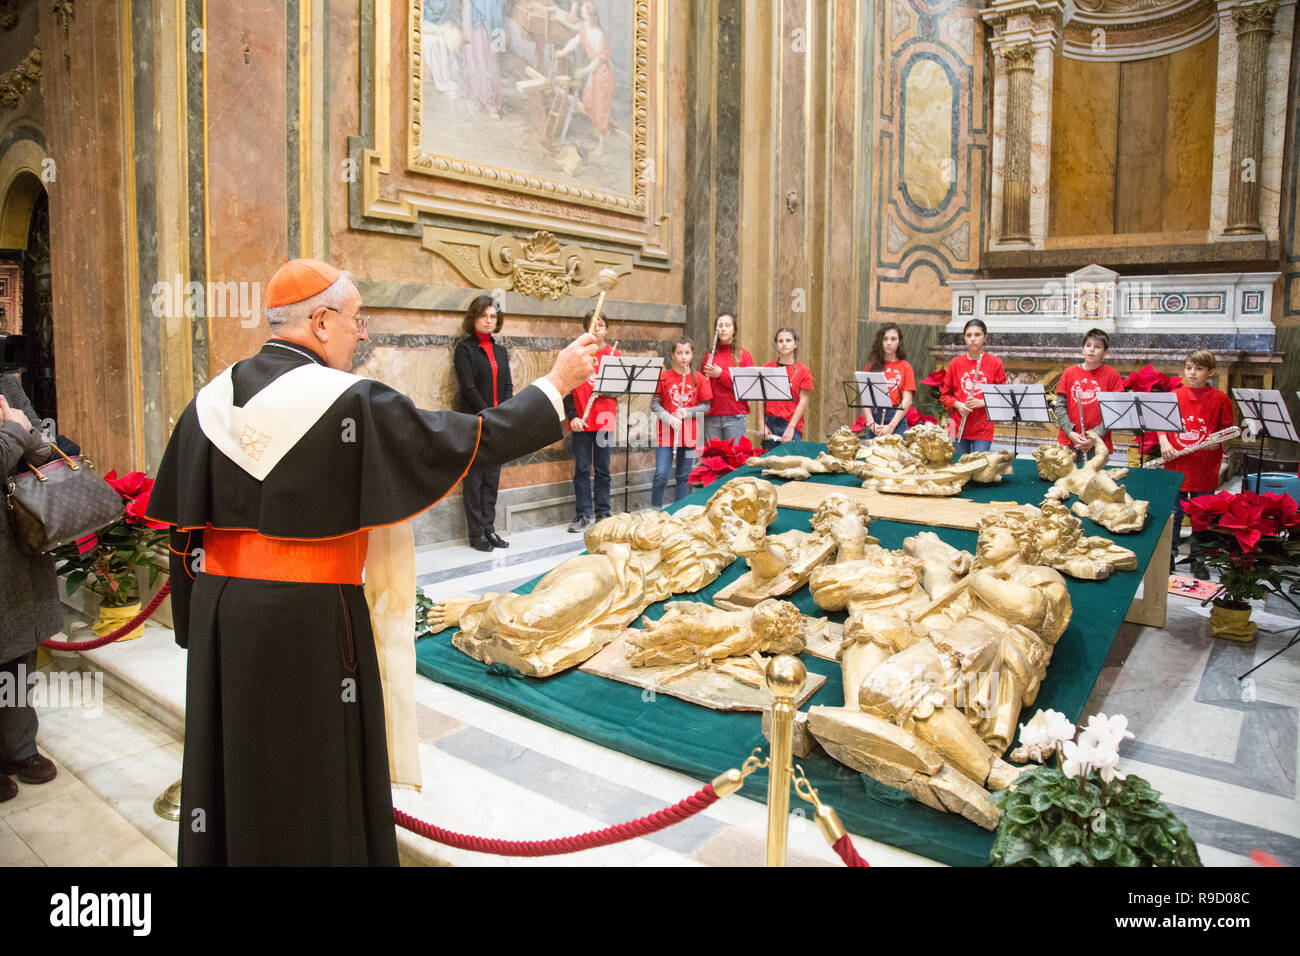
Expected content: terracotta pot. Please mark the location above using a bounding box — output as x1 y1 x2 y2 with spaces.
1209 599 1256 643
92 601 146 642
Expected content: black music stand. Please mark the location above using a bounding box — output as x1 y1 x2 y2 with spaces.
1098 391 1183 467
982 383 1051 457
841 371 894 432
1232 388 1298 495
592 356 663 514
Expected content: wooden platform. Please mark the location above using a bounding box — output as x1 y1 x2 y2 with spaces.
774 481 1021 532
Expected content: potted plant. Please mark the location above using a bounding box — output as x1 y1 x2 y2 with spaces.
51 470 170 641
1182 488 1300 641
991 710 1201 867
687 435 758 488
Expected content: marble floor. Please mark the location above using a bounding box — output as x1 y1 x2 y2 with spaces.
12 512 1300 867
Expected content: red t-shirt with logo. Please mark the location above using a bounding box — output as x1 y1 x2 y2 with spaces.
567 344 620 433
940 353 1007 442
655 368 712 447
1056 364 1126 452
761 361 815 434
1165 384 1234 493
704 344 755 417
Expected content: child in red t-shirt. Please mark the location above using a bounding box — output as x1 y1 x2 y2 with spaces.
761 328 815 450
1159 349 1235 578
860 323 915 437
651 337 712 508
563 310 620 532
1054 328 1126 458
940 319 1007 456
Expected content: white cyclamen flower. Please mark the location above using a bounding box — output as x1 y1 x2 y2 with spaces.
1081 713 1135 753
1060 736 1102 780
1078 729 1126 783
1041 709 1076 748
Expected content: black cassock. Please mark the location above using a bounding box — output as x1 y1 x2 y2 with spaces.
147 341 562 865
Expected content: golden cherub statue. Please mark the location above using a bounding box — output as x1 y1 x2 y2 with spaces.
1037 432 1149 533
624 598 807 667
427 477 780 676
807 508 1074 829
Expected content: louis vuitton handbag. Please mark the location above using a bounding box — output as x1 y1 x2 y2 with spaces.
5 441 124 554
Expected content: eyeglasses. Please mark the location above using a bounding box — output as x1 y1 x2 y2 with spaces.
324 307 370 332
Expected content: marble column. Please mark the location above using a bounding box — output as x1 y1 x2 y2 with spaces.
1000 44 1035 243
1224 0 1278 235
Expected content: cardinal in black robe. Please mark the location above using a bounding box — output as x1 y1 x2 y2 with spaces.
147 259 597 865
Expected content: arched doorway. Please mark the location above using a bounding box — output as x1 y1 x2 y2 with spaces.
0 154 54 427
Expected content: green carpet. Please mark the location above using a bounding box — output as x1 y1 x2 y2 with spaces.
415 443 1183 866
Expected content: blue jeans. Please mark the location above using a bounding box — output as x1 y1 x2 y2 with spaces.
652 446 695 508
953 438 992 457
762 415 803 451
572 430 611 519
704 414 747 444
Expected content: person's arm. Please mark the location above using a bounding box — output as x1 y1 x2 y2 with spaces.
784 392 811 441
888 390 914 431
452 343 489 413
499 344 514 403
165 528 203 650
650 392 675 427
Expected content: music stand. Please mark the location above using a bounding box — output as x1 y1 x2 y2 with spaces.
841 371 894 428
1097 391 1183 467
733 367 794 448
592 356 664 514
1233 389 1298 496
982 384 1051 457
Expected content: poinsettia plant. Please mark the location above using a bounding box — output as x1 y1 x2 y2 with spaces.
1182 489 1300 603
50 470 170 607
1124 364 1183 455
991 709 1201 867
687 436 758 487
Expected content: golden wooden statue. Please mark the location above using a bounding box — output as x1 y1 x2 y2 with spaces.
807 508 1073 829
1035 433 1149 533
713 492 875 610
427 477 780 676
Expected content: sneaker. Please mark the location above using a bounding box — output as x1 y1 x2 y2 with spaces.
567 516 592 533
0 752 56 785
0 774 15 802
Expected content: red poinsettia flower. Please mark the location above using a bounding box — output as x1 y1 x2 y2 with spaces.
124 488 170 529
850 414 867 434
1124 364 1182 393
104 469 153 501
920 369 945 388
905 407 937 426
1184 490 1236 531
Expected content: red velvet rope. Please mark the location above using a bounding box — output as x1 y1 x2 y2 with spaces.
42 581 172 652
832 834 870 867
394 783 719 857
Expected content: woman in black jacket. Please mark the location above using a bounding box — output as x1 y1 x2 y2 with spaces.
0 374 61 802
452 295 513 551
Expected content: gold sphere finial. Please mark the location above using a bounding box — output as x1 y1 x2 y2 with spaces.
765 655 806 701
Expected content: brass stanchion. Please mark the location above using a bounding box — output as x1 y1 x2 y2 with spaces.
154 779 182 821
764 655 805 867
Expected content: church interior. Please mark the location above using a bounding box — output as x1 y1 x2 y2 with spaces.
0 0 1298 870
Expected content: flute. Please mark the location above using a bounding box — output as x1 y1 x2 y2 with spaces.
956 351 983 442
1143 427 1240 468
578 333 618 430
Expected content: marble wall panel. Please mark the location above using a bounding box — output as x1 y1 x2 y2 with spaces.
1049 56 1117 237
39 0 137 470
869 0 988 328
1027 43 1055 245
1163 38 1216 234
1116 57 1170 235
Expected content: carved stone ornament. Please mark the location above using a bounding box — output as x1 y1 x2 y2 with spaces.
0 0 21 30
1232 0 1279 32
0 36 41 109
422 226 633 300
1000 44 1036 70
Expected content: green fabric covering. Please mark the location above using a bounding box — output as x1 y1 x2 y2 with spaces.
414 443 1183 866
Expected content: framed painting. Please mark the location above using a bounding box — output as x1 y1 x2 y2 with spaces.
407 0 650 215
